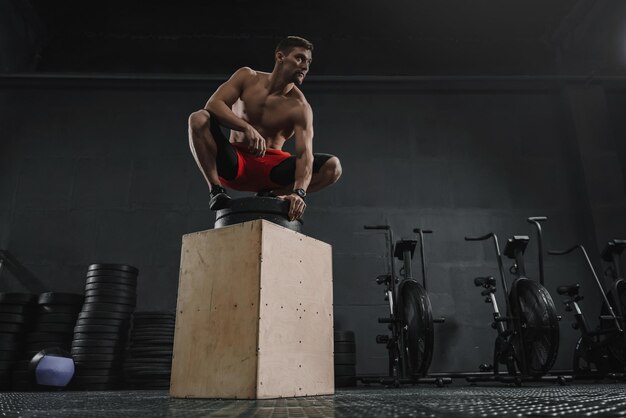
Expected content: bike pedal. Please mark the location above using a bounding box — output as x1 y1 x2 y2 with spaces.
433 317 445 324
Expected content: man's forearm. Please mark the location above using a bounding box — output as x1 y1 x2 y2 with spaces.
293 153 313 191
205 100 249 132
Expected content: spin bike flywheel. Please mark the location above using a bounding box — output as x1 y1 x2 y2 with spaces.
600 279 626 366
398 280 434 377
509 278 560 376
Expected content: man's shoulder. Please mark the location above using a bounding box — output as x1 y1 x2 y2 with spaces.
290 86 310 108
230 67 269 83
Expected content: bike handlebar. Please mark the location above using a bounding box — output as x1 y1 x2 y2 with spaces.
412 229 433 234
527 216 548 223
548 245 579 256
464 233 494 241
363 225 390 230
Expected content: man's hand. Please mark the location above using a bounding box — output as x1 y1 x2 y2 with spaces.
278 194 306 221
244 125 266 157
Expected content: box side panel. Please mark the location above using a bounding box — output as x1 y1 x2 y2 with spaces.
257 221 334 398
170 221 262 398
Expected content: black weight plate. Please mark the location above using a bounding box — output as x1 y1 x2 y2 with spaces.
84 296 136 306
26 333 72 343
26 343 70 353
78 311 129 321
131 340 174 348
38 313 78 323
72 339 124 348
334 342 356 353
0 293 38 305
124 364 171 372
81 303 135 314
71 375 122 384
36 324 75 334
74 325 128 334
84 282 135 293
0 333 18 343
129 349 172 356
334 353 356 364
76 318 129 327
87 263 138 274
124 358 172 364
86 273 137 284
85 289 136 299
131 337 174 344
0 360 15 370
0 323 24 333
0 313 25 324
0 350 17 361
131 325 175 331
39 305 82 315
38 293 84 306
85 275 137 286
334 365 356 376
0 304 34 315
73 332 125 341
74 361 123 370
0 340 18 350
133 312 175 318
72 353 121 362
334 331 355 342
75 368 123 377
131 332 174 338
71 346 124 356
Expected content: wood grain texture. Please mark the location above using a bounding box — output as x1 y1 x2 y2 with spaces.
257 221 334 398
170 221 262 398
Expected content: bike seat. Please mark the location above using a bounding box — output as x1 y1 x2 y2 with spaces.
503 236 529 259
394 239 417 260
601 239 626 262
556 284 580 296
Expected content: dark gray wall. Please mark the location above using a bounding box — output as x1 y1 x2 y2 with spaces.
1 77 625 375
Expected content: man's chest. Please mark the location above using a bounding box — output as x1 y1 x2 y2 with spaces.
239 89 295 130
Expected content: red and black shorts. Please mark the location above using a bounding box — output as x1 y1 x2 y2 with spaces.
208 111 334 192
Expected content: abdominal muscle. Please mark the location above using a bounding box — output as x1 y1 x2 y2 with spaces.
228 99 294 151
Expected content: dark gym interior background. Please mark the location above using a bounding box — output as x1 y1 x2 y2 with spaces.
1 0 626 376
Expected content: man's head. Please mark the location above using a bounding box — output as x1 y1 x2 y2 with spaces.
274 36 313 85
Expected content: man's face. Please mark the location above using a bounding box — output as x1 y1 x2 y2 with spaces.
279 47 313 85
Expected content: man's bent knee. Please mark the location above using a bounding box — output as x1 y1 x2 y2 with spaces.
188 110 210 132
325 156 342 183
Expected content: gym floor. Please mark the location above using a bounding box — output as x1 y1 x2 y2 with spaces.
1 383 626 417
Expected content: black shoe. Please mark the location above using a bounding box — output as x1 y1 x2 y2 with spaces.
255 190 278 198
209 185 231 210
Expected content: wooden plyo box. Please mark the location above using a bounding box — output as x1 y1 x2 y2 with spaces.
170 219 334 399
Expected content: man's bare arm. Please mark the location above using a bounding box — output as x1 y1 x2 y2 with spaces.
204 67 266 156
204 67 253 132
292 102 314 192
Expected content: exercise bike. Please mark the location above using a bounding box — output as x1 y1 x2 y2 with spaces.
362 225 447 387
548 243 624 377
601 239 626 366
465 230 563 385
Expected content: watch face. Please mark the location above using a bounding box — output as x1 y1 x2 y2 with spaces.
294 189 306 198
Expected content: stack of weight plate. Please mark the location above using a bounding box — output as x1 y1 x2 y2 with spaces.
70 263 138 390
0 293 37 390
12 292 83 390
124 311 175 389
334 330 357 387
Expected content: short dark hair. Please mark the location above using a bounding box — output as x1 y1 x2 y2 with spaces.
275 36 314 55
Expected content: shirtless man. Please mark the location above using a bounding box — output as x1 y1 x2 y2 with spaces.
188 36 342 221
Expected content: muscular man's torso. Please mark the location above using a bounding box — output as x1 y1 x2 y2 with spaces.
230 70 306 150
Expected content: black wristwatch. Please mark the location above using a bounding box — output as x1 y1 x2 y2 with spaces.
292 188 306 200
